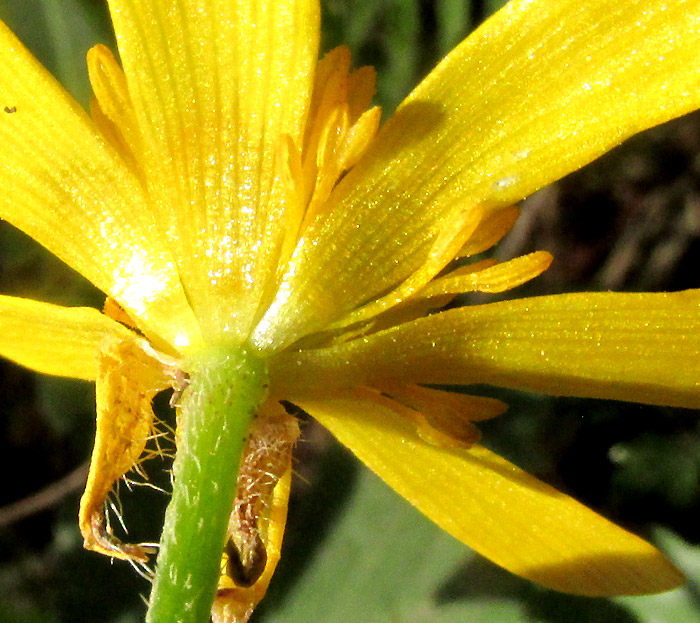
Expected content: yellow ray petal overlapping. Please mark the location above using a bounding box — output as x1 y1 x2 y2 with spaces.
1 0 699 611
107 0 320 341
299 390 683 596
255 0 700 349
0 20 199 352
271 291 700 408
0 295 134 380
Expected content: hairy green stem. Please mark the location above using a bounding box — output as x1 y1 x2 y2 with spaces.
146 344 269 623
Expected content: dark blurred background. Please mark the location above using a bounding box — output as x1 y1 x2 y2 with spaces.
1 1 699 622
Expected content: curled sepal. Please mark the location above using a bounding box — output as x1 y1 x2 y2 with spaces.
213 403 299 623
79 334 179 561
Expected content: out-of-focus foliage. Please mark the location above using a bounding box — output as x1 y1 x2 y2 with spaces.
1 1 700 622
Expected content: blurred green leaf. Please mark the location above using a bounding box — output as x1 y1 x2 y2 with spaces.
0 220 102 309
380 0 420 108
486 0 509 16
322 0 384 49
655 527 700 580
436 0 471 56
610 429 700 510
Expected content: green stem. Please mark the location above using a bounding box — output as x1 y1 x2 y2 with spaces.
146 344 269 623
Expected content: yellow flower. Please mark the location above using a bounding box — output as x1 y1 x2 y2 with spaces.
2 0 700 620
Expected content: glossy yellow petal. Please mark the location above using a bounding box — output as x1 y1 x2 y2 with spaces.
418 250 553 298
270 291 700 409
255 0 700 349
377 383 508 423
107 0 320 341
302 46 353 166
0 20 200 352
327 205 483 330
298 390 684 596
80 334 176 561
0 295 136 380
347 65 377 124
457 205 521 258
87 44 143 177
89 95 139 175
337 106 382 173
370 385 485 449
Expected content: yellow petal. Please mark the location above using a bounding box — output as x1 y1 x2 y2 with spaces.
107 0 320 341
347 66 377 124
337 106 382 172
369 385 483 449
327 205 483 330
0 295 135 380
0 19 200 352
87 44 143 177
418 250 553 298
89 95 139 175
270 290 700 409
79 334 176 561
303 46 352 163
377 383 508 422
255 0 700 348
457 205 521 258
298 389 684 596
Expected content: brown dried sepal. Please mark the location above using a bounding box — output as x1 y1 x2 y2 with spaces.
78 334 177 561
212 404 300 623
